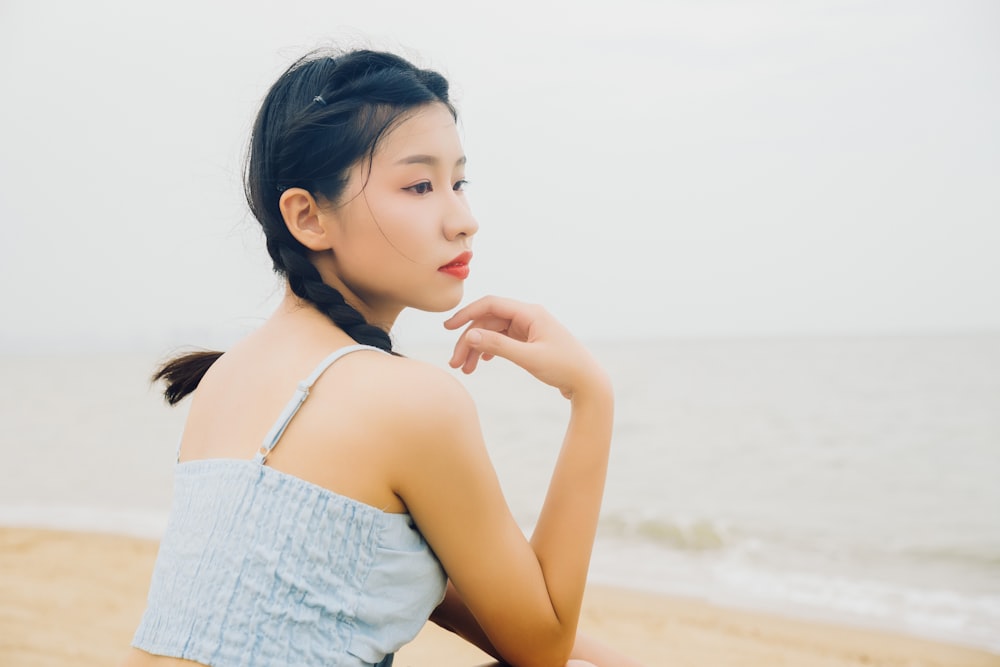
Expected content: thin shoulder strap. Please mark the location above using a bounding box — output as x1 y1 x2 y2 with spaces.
253 344 386 464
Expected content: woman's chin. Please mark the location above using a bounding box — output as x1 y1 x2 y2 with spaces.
412 290 465 314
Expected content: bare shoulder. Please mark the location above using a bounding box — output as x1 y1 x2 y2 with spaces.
345 351 478 428
325 351 486 489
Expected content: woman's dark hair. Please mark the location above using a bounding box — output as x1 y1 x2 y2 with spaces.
154 48 456 404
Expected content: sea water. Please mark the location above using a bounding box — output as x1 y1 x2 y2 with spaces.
1 333 998 653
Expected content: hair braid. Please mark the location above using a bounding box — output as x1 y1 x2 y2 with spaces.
276 241 395 353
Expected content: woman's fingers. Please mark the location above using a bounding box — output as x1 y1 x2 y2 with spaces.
445 297 540 370
444 295 532 331
443 295 599 397
453 327 532 374
450 329 483 373
449 323 507 372
446 296 540 375
447 312 517 370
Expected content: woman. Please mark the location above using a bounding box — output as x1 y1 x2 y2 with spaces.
122 47 642 667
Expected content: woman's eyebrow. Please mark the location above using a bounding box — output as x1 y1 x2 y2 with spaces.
394 154 467 167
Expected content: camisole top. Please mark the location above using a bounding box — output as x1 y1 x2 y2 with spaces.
132 345 447 667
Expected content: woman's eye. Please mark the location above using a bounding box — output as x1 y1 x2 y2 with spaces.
406 182 433 195
453 179 469 192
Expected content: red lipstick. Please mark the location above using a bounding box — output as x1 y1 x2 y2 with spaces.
438 251 472 280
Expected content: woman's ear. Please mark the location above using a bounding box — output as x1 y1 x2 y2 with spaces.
278 188 333 251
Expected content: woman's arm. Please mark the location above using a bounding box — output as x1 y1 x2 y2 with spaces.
431 581 647 667
430 581 501 659
384 296 616 667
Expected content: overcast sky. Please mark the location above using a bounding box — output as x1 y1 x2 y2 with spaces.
1 1 998 350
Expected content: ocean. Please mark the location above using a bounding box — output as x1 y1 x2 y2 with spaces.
1 333 998 653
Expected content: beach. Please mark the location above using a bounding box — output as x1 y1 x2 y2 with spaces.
4 0 1000 659
2 527 997 667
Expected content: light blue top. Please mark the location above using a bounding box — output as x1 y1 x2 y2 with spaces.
132 345 447 667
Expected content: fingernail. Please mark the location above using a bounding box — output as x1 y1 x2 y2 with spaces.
467 330 482 345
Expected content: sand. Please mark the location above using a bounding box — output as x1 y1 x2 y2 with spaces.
0 527 996 667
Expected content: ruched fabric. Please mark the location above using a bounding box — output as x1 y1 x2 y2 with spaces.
132 345 447 666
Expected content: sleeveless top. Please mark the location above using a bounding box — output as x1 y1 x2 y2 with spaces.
132 344 447 667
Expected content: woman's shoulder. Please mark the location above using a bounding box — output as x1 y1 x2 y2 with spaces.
350 351 476 417
194 334 477 430
316 350 482 463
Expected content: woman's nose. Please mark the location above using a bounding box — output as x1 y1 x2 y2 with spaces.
444 197 479 240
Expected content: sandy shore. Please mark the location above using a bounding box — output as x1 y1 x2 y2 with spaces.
1 527 996 667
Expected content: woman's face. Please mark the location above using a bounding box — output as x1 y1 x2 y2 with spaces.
317 102 478 327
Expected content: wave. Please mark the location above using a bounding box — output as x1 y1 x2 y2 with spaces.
588 537 1000 655
597 512 729 551
594 510 1000 576
711 563 1000 654
587 512 1000 655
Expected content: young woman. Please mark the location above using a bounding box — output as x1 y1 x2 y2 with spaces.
121 48 642 667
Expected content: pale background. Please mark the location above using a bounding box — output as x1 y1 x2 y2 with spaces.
1 0 998 351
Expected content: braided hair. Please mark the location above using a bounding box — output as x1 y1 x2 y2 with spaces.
155 48 456 404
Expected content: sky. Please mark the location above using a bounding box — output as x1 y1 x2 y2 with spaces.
1 0 998 350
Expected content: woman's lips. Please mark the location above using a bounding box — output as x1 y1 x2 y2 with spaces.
438 251 472 279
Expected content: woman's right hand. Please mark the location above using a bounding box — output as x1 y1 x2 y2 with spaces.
444 296 609 400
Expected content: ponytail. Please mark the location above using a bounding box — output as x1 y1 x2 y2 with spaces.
153 350 223 405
